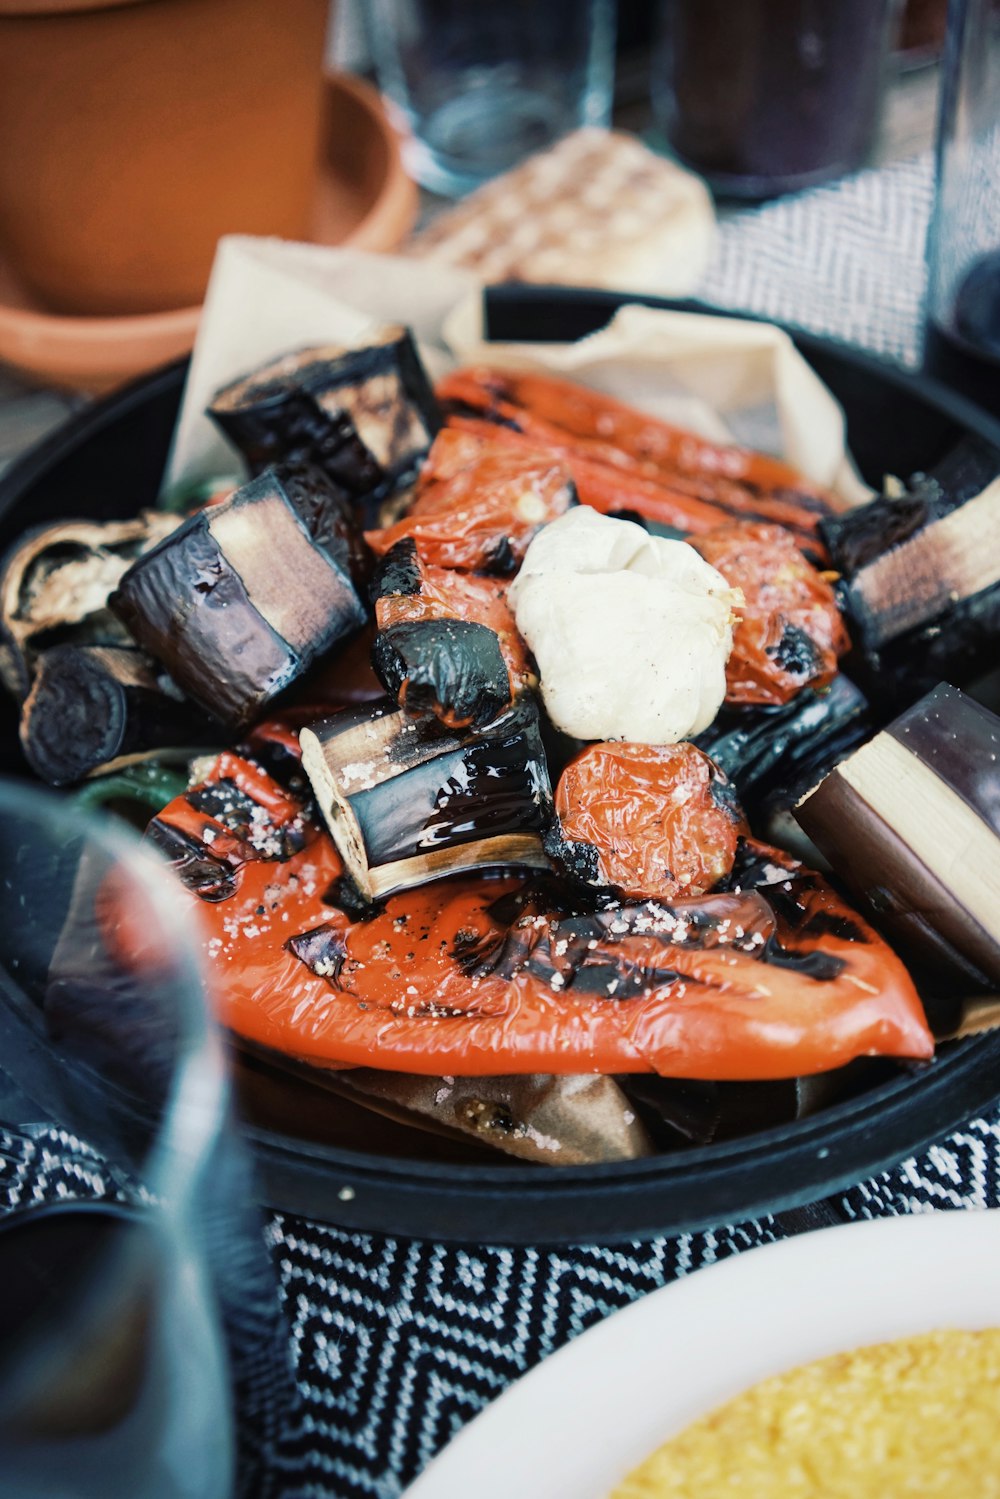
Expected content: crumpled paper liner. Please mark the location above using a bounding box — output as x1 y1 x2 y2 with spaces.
164 237 869 506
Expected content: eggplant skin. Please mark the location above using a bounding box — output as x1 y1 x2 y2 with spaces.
350 696 553 867
209 327 440 499
19 644 216 787
694 674 870 814
370 538 422 601
110 469 368 728
372 619 511 730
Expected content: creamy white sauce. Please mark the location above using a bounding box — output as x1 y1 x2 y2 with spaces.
509 508 739 743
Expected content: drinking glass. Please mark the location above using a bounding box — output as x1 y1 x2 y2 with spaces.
365 0 617 196
923 0 1000 412
0 781 294 1498
650 0 899 200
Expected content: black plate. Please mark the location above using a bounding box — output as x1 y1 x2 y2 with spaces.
4 285 1000 1246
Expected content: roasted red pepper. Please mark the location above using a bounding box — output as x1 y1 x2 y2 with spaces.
364 428 575 573
550 742 744 903
146 750 933 1082
437 367 835 558
694 522 850 707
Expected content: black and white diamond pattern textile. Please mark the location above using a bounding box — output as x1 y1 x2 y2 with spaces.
3 152 996 1499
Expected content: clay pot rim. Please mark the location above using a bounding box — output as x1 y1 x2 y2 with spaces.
0 0 149 17
0 71 417 392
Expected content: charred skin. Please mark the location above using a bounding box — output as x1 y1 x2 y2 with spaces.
372 619 511 730
0 512 180 699
110 467 368 728
371 539 534 728
363 428 577 573
298 696 554 902
19 644 221 787
147 748 933 1081
209 326 440 501
694 673 871 816
548 742 744 905
821 471 1000 713
436 367 834 559
692 522 850 707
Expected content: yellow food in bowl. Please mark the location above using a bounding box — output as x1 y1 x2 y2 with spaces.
612 1328 1000 1498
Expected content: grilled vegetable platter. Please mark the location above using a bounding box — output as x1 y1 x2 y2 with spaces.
5 309 1000 1208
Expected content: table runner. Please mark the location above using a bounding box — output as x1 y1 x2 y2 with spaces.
4 149 999 1499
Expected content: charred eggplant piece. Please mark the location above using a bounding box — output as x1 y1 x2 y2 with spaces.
209 325 439 501
299 695 553 901
795 683 1000 991
370 538 532 728
372 619 510 730
821 470 1000 710
110 467 368 728
20 644 221 786
0 513 180 699
694 673 871 815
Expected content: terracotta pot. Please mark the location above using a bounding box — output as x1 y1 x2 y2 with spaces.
0 0 332 315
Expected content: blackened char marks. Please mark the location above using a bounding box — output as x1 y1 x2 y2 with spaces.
146 818 237 901
287 924 348 982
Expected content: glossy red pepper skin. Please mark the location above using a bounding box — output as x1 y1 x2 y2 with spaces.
147 752 933 1082
363 428 575 572
694 522 850 707
436 368 834 559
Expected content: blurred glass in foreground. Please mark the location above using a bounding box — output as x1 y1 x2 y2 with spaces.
0 783 294 1498
365 0 617 196
923 0 1000 413
650 0 899 200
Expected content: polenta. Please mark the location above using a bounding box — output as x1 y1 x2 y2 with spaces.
612 1328 1000 1498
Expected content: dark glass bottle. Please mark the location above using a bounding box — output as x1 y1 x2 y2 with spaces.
650 0 898 200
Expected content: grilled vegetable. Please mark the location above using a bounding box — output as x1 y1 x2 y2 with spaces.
299 695 553 902
795 683 1000 991
364 427 576 573
0 513 179 699
692 522 849 707
437 366 835 558
146 745 309 903
546 741 744 904
371 538 533 728
373 620 510 731
110 466 368 728
821 471 1000 710
75 761 190 820
147 741 932 1081
209 325 439 503
19 644 221 786
694 673 871 815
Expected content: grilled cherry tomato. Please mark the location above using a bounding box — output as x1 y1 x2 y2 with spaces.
551 742 743 903
694 522 850 706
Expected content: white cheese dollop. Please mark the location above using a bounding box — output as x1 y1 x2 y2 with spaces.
508 507 739 743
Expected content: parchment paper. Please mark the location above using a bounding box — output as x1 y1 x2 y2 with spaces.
163 237 870 506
